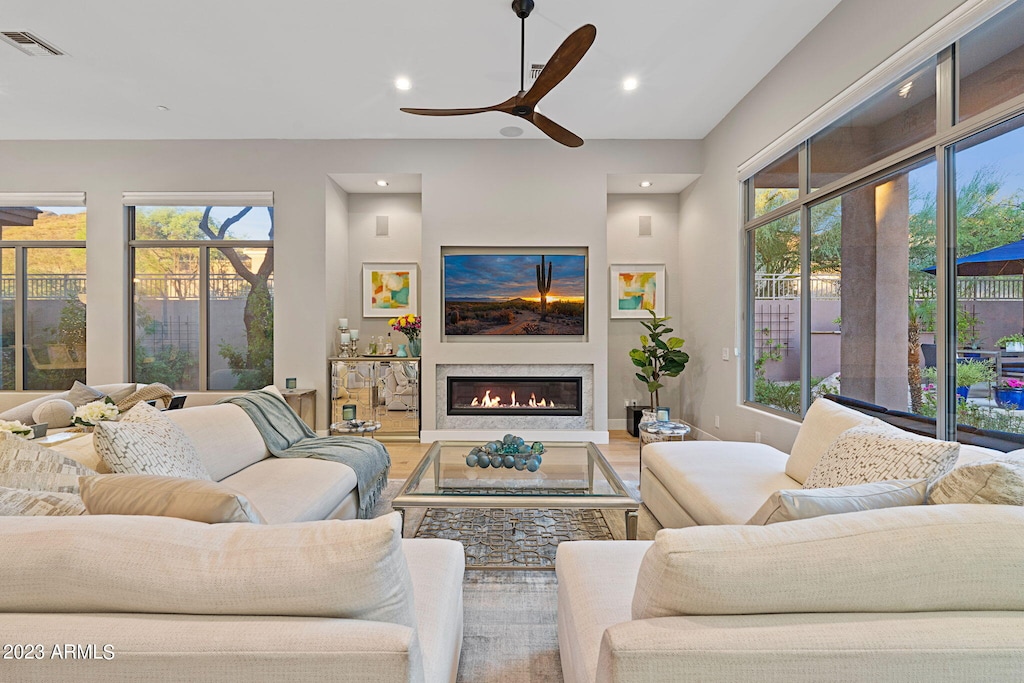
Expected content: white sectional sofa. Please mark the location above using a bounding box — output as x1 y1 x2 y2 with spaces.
0 513 464 683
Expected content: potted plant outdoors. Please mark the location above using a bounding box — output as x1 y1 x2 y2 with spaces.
995 376 1024 410
629 310 690 416
997 334 1024 352
924 359 996 400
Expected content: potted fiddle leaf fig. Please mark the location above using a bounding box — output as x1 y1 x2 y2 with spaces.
629 310 690 409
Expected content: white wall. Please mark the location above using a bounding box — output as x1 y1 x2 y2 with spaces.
676 0 966 449
606 194 682 427
0 139 701 431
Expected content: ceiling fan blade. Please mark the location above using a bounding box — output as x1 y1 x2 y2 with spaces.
530 111 584 148
523 24 596 107
401 105 504 116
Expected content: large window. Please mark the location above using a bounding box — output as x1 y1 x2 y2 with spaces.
128 201 273 391
0 201 86 391
744 0 1024 439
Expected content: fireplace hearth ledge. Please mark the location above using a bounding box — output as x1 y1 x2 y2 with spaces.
421 429 609 445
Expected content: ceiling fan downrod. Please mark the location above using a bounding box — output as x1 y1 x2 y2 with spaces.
512 0 534 96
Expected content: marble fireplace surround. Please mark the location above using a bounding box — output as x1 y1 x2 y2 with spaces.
431 363 598 442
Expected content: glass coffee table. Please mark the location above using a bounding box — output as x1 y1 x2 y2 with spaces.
394 440 640 539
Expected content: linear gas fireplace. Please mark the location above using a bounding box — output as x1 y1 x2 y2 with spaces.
447 376 583 417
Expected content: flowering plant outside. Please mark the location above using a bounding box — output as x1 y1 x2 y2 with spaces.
73 398 120 427
999 377 1024 389
0 419 32 436
389 314 421 341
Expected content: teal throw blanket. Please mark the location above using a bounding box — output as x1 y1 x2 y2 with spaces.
220 390 390 519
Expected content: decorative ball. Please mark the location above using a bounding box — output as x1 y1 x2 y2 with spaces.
514 458 526 471
478 457 490 469
531 442 544 453
503 455 515 468
490 454 503 468
466 453 479 467
526 458 540 472
483 442 496 454
518 444 530 454
503 433 515 445
32 399 75 429
533 454 543 465
514 436 525 446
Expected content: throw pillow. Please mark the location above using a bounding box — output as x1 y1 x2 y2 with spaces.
0 432 96 493
747 479 928 525
802 423 959 489
928 454 1024 505
31 399 76 429
0 392 72 426
785 398 881 484
0 485 86 516
115 382 174 411
80 475 265 523
66 380 106 407
94 402 211 480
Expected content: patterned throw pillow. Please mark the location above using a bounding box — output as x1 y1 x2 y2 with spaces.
928 454 1024 505
0 431 96 493
94 402 211 480
803 423 959 489
0 485 86 516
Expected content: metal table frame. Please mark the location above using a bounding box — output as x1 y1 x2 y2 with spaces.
393 440 640 540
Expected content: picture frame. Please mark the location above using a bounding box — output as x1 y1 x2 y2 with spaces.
362 263 418 317
609 264 665 318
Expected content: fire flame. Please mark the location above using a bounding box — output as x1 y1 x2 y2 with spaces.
469 390 555 409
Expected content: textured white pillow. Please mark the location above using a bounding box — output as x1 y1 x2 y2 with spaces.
94 402 211 480
748 479 928 525
786 398 881 484
0 431 96 493
0 485 86 516
0 512 416 626
929 454 1024 506
802 423 959 489
31 399 76 429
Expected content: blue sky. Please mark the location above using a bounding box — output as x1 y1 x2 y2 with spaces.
444 254 586 301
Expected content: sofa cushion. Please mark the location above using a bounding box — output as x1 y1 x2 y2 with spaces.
31 399 76 429
642 441 796 525
0 512 417 626
747 479 927 525
166 403 269 481
94 402 211 480
0 432 96 493
0 485 86 516
803 422 959 489
632 504 1024 619
786 398 881 484
403 538 466 683
80 474 266 524
220 456 358 523
0 393 71 425
929 453 1024 506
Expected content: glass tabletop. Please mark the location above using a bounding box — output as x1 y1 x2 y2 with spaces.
396 440 636 508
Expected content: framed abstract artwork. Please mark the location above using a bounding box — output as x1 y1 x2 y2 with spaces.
363 263 418 317
609 264 665 318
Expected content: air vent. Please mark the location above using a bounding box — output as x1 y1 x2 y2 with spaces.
530 63 546 79
0 32 65 56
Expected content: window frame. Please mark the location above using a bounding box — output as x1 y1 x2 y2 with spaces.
126 205 274 392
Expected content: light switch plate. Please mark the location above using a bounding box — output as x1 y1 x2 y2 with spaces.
721 346 730 361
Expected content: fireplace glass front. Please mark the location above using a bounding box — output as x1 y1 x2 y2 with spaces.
447 376 583 417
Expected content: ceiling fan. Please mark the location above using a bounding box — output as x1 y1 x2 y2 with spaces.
400 0 596 148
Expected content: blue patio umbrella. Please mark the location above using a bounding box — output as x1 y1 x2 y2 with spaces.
923 238 1024 333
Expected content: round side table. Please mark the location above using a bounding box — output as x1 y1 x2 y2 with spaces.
329 420 383 438
638 420 691 463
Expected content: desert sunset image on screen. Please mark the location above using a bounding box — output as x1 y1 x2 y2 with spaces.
444 253 586 335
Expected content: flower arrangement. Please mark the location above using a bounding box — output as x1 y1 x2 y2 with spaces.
73 398 120 428
999 377 1024 389
389 314 421 341
0 419 32 437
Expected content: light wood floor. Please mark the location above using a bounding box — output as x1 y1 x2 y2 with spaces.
382 430 641 482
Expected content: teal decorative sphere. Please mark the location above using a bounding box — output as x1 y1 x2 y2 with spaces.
478 457 490 469
490 454 503 468
531 442 544 453
503 455 515 468
533 454 543 465
526 458 540 472
466 453 479 467
514 458 526 471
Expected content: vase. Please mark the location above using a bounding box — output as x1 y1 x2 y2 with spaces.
995 387 1024 410
955 386 969 400
408 337 421 357
396 344 408 358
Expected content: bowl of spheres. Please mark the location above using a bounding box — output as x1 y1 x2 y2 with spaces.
465 433 546 472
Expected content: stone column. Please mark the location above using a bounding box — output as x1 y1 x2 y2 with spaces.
839 174 910 407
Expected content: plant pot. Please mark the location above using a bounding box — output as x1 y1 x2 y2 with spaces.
995 387 1024 410
955 386 970 400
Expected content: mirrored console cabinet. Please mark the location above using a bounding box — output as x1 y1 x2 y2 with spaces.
328 357 421 441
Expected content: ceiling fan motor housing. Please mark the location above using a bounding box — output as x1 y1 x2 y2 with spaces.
512 0 535 19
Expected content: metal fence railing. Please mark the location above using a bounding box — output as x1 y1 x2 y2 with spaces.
757 274 1024 301
0 274 273 300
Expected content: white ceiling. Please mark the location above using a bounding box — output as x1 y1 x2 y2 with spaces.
0 0 843 141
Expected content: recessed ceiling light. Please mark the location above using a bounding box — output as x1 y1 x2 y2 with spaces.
156 105 170 111
639 180 653 188
500 126 524 137
395 77 411 91
623 77 639 92
376 180 389 187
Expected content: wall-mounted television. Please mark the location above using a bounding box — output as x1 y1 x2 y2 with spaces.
443 248 587 337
